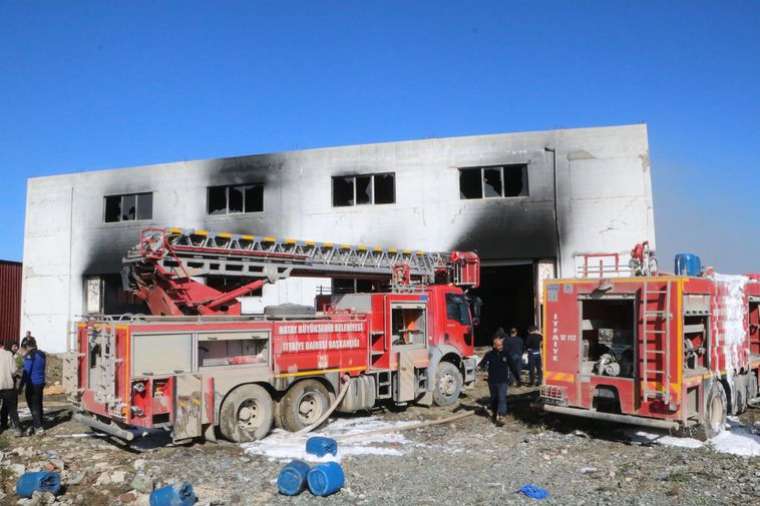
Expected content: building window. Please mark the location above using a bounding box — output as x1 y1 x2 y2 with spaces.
332 173 395 207
459 164 528 199
207 184 264 215
104 192 153 222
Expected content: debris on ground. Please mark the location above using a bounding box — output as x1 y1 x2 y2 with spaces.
0 379 758 504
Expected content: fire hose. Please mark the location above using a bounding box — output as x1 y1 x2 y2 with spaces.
296 373 474 435
296 374 352 434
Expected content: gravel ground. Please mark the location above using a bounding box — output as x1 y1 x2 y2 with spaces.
1 376 759 505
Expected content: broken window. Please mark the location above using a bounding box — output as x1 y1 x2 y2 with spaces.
207 184 264 215
355 175 372 205
104 196 121 222
483 168 503 198
244 185 264 212
332 173 395 207
504 164 529 197
207 186 227 215
332 177 354 207
374 173 395 204
104 192 153 223
459 164 529 199
228 186 244 213
122 194 136 221
137 193 153 220
459 168 482 199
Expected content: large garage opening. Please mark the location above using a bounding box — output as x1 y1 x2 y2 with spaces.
470 264 535 346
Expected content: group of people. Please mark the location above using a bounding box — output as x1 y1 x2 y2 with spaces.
0 331 47 436
478 325 542 423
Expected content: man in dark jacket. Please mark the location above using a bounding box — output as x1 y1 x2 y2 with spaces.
478 333 510 422
503 328 524 387
20 335 46 435
525 326 543 386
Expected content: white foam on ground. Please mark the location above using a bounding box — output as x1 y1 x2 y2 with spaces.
709 420 760 457
241 416 413 462
628 430 705 449
627 419 760 456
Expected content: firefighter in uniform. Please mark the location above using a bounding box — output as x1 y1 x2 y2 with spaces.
503 328 524 387
478 332 510 423
525 325 543 386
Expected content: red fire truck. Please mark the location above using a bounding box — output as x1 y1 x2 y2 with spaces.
540 260 760 438
65 228 481 443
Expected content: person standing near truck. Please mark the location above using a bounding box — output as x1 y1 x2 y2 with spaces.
19 335 46 436
478 333 510 423
0 342 22 436
525 325 543 386
504 328 524 387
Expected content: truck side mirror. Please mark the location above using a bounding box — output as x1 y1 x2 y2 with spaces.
470 296 482 327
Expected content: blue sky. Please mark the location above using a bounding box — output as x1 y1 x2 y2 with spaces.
1 1 758 271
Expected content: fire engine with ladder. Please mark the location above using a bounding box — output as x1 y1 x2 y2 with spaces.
64 227 481 443
540 246 760 438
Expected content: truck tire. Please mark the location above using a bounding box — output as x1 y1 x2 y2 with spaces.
219 384 273 443
433 362 463 407
279 379 331 432
735 377 748 415
750 374 759 400
701 382 727 439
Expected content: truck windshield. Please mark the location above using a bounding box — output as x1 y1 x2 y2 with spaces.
446 293 471 326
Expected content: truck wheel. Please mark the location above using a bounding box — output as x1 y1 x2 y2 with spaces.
433 362 463 407
279 380 331 432
219 384 273 443
701 382 727 439
735 379 748 415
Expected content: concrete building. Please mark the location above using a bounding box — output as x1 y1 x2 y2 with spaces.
22 124 655 352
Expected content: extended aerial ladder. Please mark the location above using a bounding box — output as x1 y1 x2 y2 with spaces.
123 227 480 316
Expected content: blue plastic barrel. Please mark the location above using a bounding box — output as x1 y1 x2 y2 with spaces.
16 471 61 498
305 436 338 457
149 482 198 506
307 462 345 497
675 253 702 277
277 460 311 496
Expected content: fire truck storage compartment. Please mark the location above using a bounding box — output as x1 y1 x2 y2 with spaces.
132 333 192 376
198 331 269 367
580 297 635 378
391 303 426 348
683 294 711 370
750 297 760 355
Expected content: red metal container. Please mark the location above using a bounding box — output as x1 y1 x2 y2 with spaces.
0 260 22 346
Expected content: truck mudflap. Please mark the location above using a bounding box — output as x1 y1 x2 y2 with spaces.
541 404 680 431
73 412 138 442
463 357 477 385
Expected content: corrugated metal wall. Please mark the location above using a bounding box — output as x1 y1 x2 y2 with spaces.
0 260 22 345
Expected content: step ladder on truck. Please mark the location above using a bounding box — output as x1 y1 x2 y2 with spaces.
540 247 760 438
64 227 482 443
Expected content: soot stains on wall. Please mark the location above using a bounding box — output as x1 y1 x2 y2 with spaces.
451 204 558 261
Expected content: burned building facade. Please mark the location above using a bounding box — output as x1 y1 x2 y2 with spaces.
22 124 655 351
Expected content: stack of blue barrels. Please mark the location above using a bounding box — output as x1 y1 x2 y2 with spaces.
277 436 345 497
